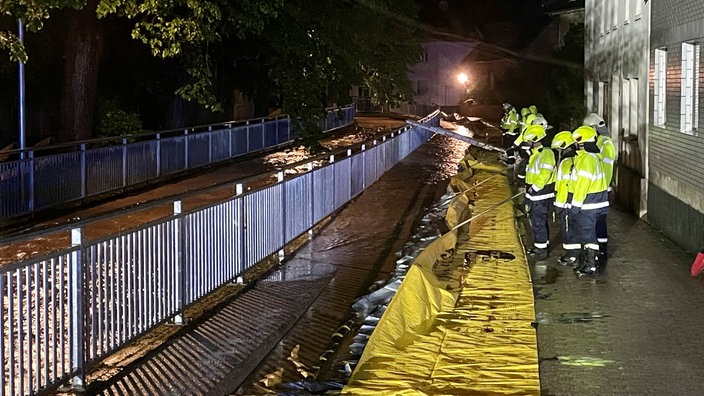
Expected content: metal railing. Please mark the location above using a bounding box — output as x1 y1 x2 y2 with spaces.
0 105 356 222
0 111 440 395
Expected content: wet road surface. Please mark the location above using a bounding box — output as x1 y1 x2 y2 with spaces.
528 204 704 395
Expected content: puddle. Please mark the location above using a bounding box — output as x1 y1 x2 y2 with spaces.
536 311 610 324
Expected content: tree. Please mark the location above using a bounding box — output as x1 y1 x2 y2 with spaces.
2 0 423 144
228 0 423 140
0 0 84 62
60 0 104 141
98 0 422 141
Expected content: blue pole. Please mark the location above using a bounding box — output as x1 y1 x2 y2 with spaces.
18 18 26 159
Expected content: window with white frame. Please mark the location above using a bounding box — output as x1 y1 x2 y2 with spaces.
681 42 699 133
654 48 667 127
612 1 618 30
624 0 630 25
622 79 630 133
635 0 642 20
598 81 609 118
630 79 639 135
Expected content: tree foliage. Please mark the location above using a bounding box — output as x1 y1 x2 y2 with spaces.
2 0 423 142
0 0 84 62
97 0 422 137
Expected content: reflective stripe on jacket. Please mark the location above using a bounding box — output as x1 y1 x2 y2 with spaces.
526 146 556 201
570 151 609 210
501 108 519 133
554 156 573 208
597 135 617 186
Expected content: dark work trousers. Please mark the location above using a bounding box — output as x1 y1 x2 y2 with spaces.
573 208 608 250
515 160 527 186
559 209 579 257
528 199 551 249
596 212 608 253
502 132 518 149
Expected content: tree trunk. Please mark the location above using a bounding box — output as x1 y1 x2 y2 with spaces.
60 0 103 142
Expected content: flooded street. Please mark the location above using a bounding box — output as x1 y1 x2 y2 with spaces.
86 118 494 395
234 133 473 394
0 117 409 267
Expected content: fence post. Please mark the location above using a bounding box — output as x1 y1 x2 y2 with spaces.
208 126 213 164
122 138 127 188
361 144 366 190
227 124 232 159
261 119 265 149
308 162 314 239
184 129 189 171
156 133 161 178
347 149 352 201
80 143 86 199
246 121 251 154
173 200 184 325
330 155 335 213
235 183 245 282
277 171 285 262
287 117 292 142
70 227 85 391
28 150 35 213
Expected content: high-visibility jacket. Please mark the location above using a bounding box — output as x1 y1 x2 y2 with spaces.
597 135 617 186
525 146 556 201
501 108 519 134
554 155 574 208
570 150 609 211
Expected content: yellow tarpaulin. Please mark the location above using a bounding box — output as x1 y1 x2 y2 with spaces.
343 152 540 395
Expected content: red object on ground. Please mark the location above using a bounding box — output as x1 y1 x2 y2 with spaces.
690 250 704 277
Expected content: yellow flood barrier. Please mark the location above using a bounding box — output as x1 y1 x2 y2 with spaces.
343 152 540 395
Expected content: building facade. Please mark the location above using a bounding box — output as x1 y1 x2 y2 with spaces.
584 0 651 219
586 0 704 253
647 0 704 253
408 41 476 111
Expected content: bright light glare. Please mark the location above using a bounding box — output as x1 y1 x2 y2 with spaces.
455 125 469 135
457 72 468 84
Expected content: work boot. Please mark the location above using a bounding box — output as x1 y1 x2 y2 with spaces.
558 255 577 266
576 249 599 276
527 247 549 260
598 243 608 264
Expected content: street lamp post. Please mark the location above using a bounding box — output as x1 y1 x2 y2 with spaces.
457 72 470 114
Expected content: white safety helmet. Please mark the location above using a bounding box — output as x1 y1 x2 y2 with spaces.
582 113 606 128
532 115 548 129
502 102 513 112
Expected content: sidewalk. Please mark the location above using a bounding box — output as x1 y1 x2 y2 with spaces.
531 203 703 395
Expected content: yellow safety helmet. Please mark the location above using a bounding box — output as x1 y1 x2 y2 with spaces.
521 107 530 117
522 124 547 142
572 125 597 143
551 131 575 149
529 105 538 115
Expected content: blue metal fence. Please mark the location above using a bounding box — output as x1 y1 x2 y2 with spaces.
0 110 439 395
0 105 356 222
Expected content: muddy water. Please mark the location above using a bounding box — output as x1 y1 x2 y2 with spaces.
234 131 479 394
0 118 408 267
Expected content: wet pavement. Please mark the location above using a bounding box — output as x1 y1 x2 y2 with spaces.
527 204 704 395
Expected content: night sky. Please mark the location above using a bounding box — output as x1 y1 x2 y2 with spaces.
417 0 551 49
